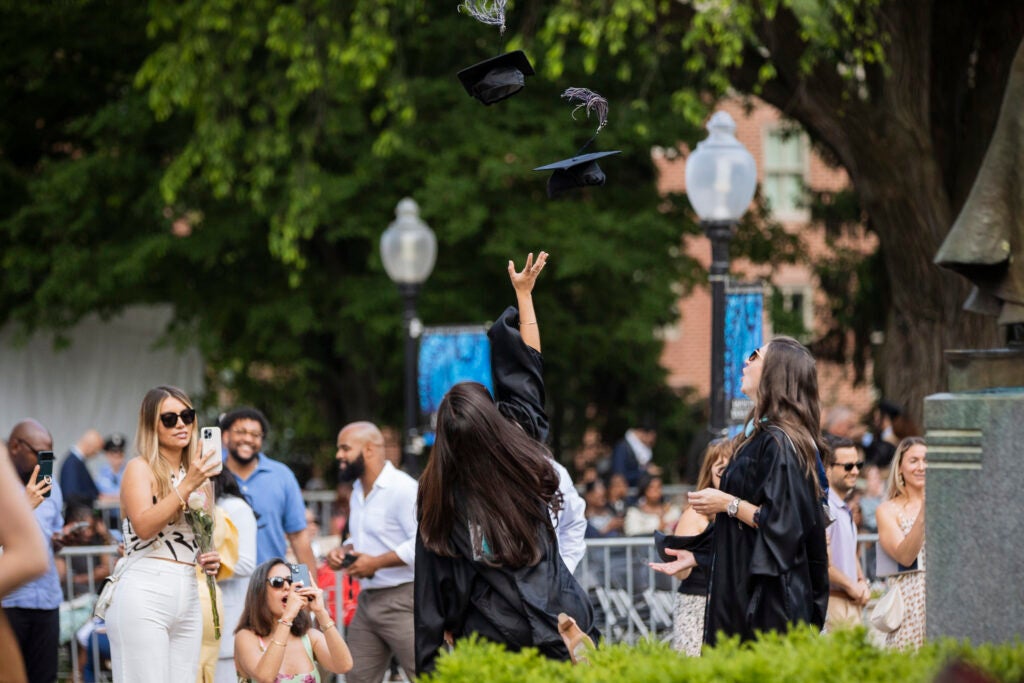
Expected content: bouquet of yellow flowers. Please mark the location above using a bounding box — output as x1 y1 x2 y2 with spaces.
186 487 221 639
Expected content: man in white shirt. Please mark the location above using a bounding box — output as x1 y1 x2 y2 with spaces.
326 421 418 683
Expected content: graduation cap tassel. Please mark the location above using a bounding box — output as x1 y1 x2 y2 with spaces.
458 0 507 34
561 88 609 135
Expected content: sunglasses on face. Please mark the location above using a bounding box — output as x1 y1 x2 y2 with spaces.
267 576 293 589
158 409 196 429
747 348 762 363
835 461 865 472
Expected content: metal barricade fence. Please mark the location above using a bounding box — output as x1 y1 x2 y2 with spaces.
57 530 881 680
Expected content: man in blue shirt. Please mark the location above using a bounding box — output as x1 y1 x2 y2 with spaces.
221 407 316 570
3 419 64 683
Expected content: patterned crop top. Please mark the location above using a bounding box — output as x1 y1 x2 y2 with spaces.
122 468 198 564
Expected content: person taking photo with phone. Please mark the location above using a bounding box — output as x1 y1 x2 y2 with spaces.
105 385 222 682
234 558 352 682
1 428 54 683
2 419 63 683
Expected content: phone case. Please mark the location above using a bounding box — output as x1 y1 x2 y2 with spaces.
37 452 55 498
290 563 312 587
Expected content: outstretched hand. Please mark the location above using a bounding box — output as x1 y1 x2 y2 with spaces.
648 547 697 579
508 251 548 294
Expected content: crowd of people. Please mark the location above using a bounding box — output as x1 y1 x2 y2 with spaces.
0 252 931 683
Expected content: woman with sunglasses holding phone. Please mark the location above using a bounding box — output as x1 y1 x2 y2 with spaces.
106 385 222 682
680 338 829 645
234 558 352 682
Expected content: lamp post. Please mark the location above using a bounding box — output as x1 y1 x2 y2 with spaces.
684 111 757 438
380 197 437 474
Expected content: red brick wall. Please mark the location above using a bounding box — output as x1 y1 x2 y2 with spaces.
655 98 877 418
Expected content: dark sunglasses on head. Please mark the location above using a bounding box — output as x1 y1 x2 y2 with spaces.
835 461 865 472
267 576 293 589
747 348 762 363
158 409 196 428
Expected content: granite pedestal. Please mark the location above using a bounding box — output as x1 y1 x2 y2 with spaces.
924 382 1024 643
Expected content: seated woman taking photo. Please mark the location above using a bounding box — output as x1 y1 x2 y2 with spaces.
234 558 352 683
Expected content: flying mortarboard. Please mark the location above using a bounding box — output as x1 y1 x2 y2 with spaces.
533 150 622 198
457 50 535 106
533 87 620 198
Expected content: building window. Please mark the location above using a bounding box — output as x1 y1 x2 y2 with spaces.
770 284 813 341
762 127 808 218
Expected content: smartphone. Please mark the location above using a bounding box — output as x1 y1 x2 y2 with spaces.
340 552 358 569
200 427 222 475
289 563 313 597
37 451 55 497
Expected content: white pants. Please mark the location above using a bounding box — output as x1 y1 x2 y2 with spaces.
106 557 202 683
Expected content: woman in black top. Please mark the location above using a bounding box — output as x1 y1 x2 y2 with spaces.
651 438 732 655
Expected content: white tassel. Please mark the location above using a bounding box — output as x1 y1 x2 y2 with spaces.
561 88 609 134
458 0 507 34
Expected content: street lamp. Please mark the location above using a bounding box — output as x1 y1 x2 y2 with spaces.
380 197 437 474
684 111 757 438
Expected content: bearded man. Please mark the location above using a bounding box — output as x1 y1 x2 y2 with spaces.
326 421 418 683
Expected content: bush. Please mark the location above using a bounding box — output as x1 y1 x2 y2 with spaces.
422 627 1024 683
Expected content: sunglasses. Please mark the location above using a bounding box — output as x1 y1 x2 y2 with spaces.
834 461 865 472
158 409 196 429
267 576 293 589
747 348 762 363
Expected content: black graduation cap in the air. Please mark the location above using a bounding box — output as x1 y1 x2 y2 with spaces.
457 50 534 106
533 150 621 198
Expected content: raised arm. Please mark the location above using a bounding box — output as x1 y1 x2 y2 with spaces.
507 251 548 352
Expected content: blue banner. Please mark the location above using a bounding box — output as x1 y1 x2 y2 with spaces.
724 282 764 427
417 326 492 442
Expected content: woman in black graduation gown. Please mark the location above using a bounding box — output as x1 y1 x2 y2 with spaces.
413 253 597 675
685 337 829 644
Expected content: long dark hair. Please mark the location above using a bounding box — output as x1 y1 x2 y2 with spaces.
235 558 311 638
742 337 825 496
418 382 562 569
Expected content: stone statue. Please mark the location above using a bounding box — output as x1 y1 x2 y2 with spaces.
935 40 1024 339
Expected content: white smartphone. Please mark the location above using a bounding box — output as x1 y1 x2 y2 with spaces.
200 426 223 475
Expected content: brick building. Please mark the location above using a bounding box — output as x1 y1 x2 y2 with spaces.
655 98 878 419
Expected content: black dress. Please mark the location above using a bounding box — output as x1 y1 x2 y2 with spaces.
414 512 599 675
704 425 829 645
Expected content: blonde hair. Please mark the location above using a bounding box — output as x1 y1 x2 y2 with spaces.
885 436 926 501
135 385 199 505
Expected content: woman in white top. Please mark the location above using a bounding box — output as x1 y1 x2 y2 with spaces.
213 470 258 683
106 385 222 682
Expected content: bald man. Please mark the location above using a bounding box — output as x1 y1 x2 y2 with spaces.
59 428 104 512
4 419 64 683
327 421 418 683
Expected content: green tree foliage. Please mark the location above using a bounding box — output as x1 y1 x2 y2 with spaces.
1 0 747 467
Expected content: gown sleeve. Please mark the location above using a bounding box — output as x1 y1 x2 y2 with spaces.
414 533 464 676
748 431 816 577
487 305 549 443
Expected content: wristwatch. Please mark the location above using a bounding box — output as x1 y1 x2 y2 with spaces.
727 497 741 518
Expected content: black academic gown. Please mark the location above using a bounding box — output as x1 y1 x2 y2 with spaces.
704 426 829 645
414 512 599 675
487 305 549 442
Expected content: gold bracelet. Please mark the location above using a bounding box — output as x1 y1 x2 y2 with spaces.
519 320 537 326
270 638 287 647
321 620 336 631
172 485 187 511
277 618 293 627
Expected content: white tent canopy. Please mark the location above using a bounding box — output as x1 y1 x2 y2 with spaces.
0 305 204 464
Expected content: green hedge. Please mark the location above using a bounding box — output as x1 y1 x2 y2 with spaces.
422 627 1024 682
